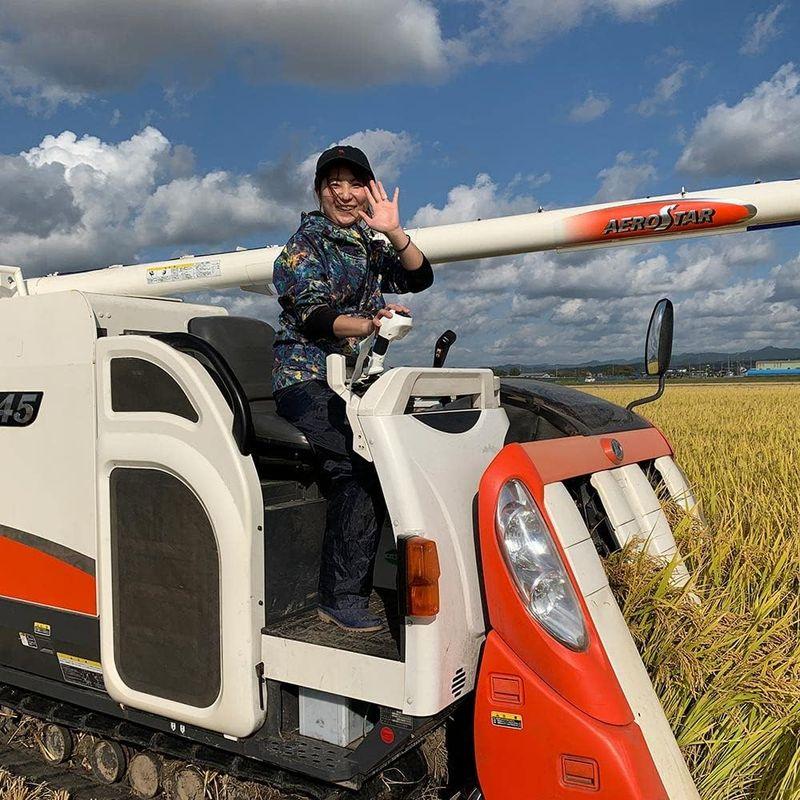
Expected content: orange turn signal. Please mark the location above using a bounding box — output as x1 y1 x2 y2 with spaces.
405 536 440 617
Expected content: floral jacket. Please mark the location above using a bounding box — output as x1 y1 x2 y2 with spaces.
272 211 433 393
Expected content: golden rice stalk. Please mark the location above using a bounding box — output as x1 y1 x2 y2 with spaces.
589 384 800 800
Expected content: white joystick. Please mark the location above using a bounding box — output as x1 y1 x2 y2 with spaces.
365 312 413 377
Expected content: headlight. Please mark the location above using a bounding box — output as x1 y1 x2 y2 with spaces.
495 479 588 651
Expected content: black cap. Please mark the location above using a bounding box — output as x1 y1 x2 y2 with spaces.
315 145 375 186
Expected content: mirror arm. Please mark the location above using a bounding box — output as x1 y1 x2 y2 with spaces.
626 372 666 412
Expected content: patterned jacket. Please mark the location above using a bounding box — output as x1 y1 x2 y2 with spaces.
272 211 433 392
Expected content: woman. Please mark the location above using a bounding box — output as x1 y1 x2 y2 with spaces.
272 145 434 632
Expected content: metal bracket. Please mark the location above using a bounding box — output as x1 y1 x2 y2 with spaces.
326 354 373 462
0 265 28 299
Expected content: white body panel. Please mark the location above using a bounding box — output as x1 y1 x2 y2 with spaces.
264 366 506 716
544 483 700 800
88 293 227 337
0 292 98 569
359 367 506 715
262 637 406 710
95 335 266 737
363 410 507 715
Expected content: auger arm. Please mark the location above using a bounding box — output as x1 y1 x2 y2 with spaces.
20 178 800 299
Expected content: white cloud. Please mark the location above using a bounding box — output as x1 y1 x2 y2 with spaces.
569 92 611 123
741 3 785 56
769 252 800 301
0 125 415 275
0 0 455 109
407 173 538 228
676 63 800 178
297 130 417 191
594 151 657 201
0 0 686 109
465 0 678 57
634 62 691 116
135 172 295 248
392 218 790 367
0 156 80 237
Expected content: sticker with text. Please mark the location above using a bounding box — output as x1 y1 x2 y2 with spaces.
491 711 523 730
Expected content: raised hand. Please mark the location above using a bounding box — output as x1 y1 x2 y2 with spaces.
359 180 401 235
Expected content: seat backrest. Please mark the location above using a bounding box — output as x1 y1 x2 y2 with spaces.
188 315 275 402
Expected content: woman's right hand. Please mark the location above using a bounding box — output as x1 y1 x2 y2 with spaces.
363 304 411 336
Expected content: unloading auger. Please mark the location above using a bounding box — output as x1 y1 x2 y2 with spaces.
4 177 798 298
0 177 798 800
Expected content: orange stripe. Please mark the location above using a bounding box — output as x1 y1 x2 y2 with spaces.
0 536 97 616
519 427 672 485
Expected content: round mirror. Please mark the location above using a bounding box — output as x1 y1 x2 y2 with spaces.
645 298 674 377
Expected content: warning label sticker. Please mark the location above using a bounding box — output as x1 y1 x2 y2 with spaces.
19 632 37 649
491 711 523 730
380 708 413 730
146 259 222 285
57 652 105 692
34 622 51 637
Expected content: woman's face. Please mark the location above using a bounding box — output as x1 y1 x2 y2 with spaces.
317 165 369 227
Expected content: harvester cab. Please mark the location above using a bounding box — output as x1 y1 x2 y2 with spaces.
2 177 800 800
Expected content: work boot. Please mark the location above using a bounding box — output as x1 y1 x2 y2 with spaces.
318 606 383 633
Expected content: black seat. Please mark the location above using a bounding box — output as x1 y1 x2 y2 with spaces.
187 316 312 463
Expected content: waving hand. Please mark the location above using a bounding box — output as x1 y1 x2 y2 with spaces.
358 180 401 235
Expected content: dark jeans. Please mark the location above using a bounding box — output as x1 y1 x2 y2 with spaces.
274 380 386 611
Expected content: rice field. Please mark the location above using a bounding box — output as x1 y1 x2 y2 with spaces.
585 383 800 800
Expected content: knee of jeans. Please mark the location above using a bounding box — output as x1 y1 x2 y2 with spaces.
322 456 356 484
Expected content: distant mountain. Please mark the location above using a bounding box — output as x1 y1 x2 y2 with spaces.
492 346 800 373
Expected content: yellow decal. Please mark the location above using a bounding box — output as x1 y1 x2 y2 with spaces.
34 622 51 637
491 711 523 730
57 652 102 671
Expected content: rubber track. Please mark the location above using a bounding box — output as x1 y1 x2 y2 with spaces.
0 688 346 800
0 740 133 799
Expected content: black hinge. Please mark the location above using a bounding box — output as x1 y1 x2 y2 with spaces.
255 663 265 710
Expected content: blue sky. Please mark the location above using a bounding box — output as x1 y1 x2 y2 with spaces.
1 0 799 366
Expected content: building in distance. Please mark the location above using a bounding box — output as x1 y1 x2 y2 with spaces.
745 359 800 376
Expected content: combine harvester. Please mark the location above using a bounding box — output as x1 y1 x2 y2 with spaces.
1 179 799 799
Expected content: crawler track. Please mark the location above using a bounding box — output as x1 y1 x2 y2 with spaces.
0 701 450 800
1 738 133 799
0 705 338 799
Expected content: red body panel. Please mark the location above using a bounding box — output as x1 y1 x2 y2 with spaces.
519 427 672 485
475 429 674 799
478 443 631 725
0 535 96 615
475 633 668 799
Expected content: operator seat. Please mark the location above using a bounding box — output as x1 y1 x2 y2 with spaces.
187 315 313 465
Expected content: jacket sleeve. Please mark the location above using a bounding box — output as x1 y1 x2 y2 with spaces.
376 240 434 294
274 234 337 336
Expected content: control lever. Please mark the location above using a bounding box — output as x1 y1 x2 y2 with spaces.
362 311 413 379
433 330 457 368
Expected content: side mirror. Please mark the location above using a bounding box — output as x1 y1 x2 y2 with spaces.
627 298 674 412
645 298 674 377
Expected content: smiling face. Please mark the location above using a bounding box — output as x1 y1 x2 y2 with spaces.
316 163 370 227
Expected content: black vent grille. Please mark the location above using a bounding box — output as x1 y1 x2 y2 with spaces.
451 667 467 697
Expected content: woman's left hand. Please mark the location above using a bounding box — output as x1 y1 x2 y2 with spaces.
359 180 401 235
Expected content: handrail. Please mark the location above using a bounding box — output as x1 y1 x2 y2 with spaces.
151 332 254 456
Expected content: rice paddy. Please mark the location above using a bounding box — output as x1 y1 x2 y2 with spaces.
586 382 800 800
